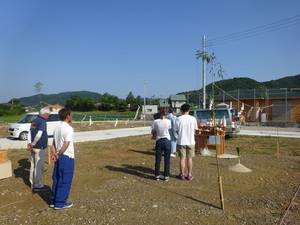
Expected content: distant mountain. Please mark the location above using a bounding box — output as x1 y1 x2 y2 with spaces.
206 77 263 92
5 74 300 107
199 74 300 93
262 74 300 88
18 91 101 107
179 74 300 105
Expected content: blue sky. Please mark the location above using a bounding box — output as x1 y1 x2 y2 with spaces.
1 0 300 104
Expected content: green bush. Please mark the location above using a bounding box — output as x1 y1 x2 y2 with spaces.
0 105 25 116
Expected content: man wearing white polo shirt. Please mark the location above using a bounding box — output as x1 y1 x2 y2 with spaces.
50 108 75 210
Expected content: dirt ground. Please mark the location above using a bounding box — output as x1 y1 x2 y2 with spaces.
0 122 300 225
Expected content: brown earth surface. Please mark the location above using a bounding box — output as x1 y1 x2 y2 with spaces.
0 122 300 225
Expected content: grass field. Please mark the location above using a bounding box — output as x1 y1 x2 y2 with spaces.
0 110 138 123
0 116 21 123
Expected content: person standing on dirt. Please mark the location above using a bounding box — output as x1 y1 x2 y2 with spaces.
174 104 198 180
27 107 51 192
50 108 75 210
166 107 178 157
151 107 172 181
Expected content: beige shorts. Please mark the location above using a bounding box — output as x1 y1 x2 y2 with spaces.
177 145 195 158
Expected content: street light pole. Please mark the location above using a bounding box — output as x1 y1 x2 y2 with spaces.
202 35 206 109
144 81 146 126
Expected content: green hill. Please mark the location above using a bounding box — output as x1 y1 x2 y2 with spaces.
3 74 300 107
19 91 101 108
262 74 300 88
197 74 300 93
179 74 300 105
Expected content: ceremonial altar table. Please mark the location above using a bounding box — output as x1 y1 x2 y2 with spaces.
195 126 226 156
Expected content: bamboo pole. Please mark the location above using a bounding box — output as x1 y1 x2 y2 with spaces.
215 132 225 210
218 176 225 210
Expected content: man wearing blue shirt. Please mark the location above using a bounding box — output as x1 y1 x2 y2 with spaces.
27 107 51 192
166 107 178 157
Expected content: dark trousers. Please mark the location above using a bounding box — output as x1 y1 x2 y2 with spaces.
51 155 74 208
155 139 171 177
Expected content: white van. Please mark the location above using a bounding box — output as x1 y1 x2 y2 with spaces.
8 112 61 140
189 103 241 136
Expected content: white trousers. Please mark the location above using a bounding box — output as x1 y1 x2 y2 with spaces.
29 148 46 188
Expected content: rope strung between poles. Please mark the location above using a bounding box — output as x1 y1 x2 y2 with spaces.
279 185 300 225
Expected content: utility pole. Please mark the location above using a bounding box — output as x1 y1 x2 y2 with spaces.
143 81 146 126
202 35 206 109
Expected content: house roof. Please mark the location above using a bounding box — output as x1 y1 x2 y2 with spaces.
170 94 186 101
159 99 170 107
46 104 64 108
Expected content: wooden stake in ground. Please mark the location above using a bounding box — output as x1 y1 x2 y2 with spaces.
215 134 225 210
276 126 280 156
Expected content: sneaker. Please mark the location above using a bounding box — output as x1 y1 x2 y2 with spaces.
54 202 73 210
49 204 54 208
164 176 169 182
187 175 195 180
155 176 160 181
176 174 185 180
33 185 50 192
170 154 176 157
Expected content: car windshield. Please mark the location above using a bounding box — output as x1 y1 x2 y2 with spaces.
18 114 38 123
196 109 229 119
196 110 212 118
216 109 229 118
47 114 60 121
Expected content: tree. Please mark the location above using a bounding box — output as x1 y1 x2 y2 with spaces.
0 104 25 116
134 95 143 108
65 95 98 111
196 51 226 80
34 82 43 93
126 91 135 108
65 95 84 110
117 99 127 111
8 98 20 105
34 82 44 109
149 95 161 105
196 50 227 210
99 93 120 111
196 51 226 106
82 97 97 111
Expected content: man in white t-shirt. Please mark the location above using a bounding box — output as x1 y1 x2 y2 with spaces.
174 104 198 180
50 108 75 210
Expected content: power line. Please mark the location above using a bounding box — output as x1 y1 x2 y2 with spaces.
206 14 300 46
209 15 300 42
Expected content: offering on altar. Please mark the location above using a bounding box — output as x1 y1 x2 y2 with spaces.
195 125 226 156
